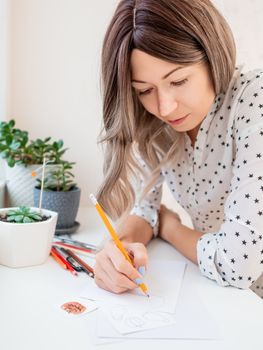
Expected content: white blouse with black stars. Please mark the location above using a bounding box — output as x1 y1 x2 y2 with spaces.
130 65 263 299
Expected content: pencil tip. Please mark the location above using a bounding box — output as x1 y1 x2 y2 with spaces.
146 294 150 298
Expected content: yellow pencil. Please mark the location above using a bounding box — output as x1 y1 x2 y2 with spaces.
89 194 149 297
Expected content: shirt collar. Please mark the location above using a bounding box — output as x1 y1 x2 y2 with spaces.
183 93 224 148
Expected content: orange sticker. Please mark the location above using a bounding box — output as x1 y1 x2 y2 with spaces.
61 301 87 314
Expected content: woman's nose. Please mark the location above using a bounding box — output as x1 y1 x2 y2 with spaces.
158 93 178 118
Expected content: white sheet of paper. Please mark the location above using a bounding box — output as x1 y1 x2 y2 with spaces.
96 267 221 340
80 260 186 334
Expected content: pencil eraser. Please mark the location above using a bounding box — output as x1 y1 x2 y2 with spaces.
89 193 97 205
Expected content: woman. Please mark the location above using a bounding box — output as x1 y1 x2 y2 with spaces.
94 0 263 298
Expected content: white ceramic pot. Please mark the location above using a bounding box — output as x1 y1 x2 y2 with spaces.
0 207 58 268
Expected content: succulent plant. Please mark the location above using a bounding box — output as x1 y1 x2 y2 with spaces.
6 206 43 223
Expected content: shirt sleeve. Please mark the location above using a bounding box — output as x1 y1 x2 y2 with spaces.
130 155 164 237
197 72 263 289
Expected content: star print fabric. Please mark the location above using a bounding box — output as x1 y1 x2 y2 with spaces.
130 66 263 298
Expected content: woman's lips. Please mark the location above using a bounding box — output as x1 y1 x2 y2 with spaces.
168 114 189 125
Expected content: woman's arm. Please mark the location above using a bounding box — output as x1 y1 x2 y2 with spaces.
117 214 154 245
158 205 204 264
117 207 204 264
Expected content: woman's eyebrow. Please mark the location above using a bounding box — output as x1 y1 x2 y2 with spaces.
131 66 185 84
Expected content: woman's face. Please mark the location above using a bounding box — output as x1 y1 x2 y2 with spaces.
131 49 216 141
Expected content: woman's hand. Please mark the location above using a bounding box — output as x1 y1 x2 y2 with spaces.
94 240 148 294
158 204 182 243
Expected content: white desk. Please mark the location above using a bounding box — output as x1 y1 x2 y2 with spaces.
1 207 263 350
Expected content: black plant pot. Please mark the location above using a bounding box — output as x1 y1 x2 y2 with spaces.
33 187 81 235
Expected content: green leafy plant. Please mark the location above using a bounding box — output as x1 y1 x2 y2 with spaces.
36 161 77 192
6 207 43 223
0 119 67 167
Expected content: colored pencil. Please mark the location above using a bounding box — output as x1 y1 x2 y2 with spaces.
50 247 67 270
63 248 95 278
53 237 98 251
52 242 96 256
52 246 78 277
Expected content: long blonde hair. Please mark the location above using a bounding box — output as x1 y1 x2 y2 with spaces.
97 0 236 219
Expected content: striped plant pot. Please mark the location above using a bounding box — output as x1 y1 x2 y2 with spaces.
5 164 59 207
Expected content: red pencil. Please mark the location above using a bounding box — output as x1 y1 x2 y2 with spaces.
52 242 95 255
52 246 78 277
50 247 67 270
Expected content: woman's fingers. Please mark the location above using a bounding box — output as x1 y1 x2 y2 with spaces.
95 275 127 294
94 240 149 294
126 242 148 271
98 253 138 289
107 243 143 282
94 257 136 294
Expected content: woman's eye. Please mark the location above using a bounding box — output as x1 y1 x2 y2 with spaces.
137 79 187 96
171 79 188 86
138 88 153 96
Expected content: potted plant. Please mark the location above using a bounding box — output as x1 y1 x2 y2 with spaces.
0 206 58 267
0 119 67 207
33 161 81 235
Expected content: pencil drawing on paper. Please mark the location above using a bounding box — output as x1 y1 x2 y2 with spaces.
125 316 145 328
108 300 175 332
110 305 126 320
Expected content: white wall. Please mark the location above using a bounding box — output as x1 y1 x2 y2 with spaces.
0 0 10 179
0 0 9 121
8 0 118 205
3 0 263 206
220 0 263 69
